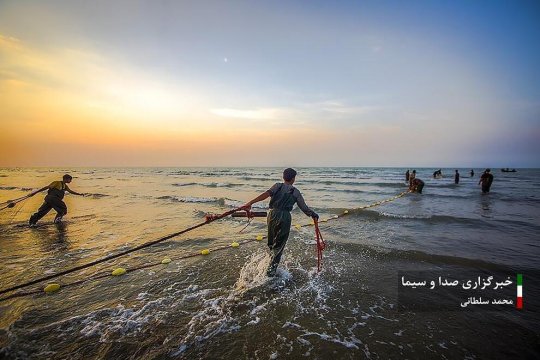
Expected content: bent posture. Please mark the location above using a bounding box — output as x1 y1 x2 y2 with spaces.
242 168 318 276
29 174 85 226
410 178 425 194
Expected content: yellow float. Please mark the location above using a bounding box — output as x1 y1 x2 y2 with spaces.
44 283 61 293
111 268 127 276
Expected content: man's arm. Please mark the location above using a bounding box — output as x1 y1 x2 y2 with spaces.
295 191 318 219
65 185 84 196
29 186 49 197
241 191 271 209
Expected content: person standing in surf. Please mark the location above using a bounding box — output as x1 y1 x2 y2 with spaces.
409 169 416 188
28 174 85 226
478 169 494 194
241 168 319 277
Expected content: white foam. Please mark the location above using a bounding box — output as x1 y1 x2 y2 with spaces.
234 251 272 293
298 331 362 349
78 298 169 342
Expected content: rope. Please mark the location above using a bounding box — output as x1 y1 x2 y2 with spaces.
0 189 411 299
237 210 255 233
314 220 326 272
294 190 410 229
0 194 31 211
8 199 27 224
0 238 259 302
0 206 245 296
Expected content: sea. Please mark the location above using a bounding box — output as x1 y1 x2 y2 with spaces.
0 167 538 359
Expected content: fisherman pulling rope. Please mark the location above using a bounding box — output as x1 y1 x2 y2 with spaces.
0 169 412 301
241 168 319 277
0 205 246 297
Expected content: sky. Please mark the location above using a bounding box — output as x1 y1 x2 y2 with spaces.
1 0 539 167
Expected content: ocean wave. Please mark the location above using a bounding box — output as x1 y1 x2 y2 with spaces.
172 182 244 188
238 176 272 181
0 186 40 192
330 208 540 232
301 180 407 188
158 195 223 204
340 242 516 272
88 193 110 198
156 196 266 209
172 182 198 187
370 209 487 226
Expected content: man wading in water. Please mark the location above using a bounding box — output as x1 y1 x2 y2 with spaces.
28 174 85 226
241 168 318 276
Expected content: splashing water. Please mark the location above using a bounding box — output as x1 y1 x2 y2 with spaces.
234 251 272 294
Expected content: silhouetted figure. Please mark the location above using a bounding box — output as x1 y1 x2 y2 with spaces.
470 169 474 177
410 178 425 194
455 170 460 184
479 169 494 194
409 170 416 188
405 170 410 182
29 174 86 226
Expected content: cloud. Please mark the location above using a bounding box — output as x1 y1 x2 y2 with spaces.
315 100 380 115
209 107 283 120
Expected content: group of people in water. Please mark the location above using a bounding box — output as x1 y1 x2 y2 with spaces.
22 167 498 277
405 168 494 194
25 169 319 277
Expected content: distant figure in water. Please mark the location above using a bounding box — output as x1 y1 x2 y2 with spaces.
28 174 85 226
479 169 494 194
405 169 410 182
410 178 425 194
409 170 417 188
470 169 474 177
455 170 460 184
433 169 442 178
241 168 318 277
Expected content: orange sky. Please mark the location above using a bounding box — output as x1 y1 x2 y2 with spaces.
1 1 538 167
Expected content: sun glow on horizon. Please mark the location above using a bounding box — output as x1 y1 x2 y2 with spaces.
1 1 538 167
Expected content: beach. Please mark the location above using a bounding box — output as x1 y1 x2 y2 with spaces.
0 167 538 359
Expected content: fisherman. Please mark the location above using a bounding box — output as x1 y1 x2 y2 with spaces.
405 169 410 182
410 178 425 194
241 168 318 276
28 174 85 226
455 170 460 184
409 170 416 188
478 169 494 194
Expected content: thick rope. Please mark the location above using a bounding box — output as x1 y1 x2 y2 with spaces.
314 220 326 272
0 194 31 211
0 238 259 302
0 190 410 298
0 206 245 296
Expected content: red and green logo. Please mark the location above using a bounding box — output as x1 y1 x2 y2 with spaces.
516 274 523 310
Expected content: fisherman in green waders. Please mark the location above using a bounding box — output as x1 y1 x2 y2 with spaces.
241 168 318 276
28 174 85 226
